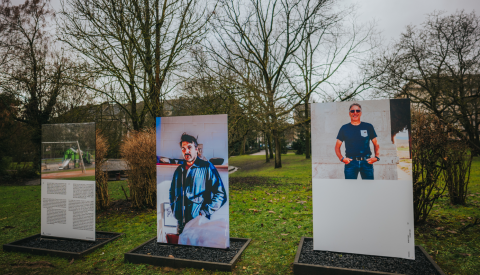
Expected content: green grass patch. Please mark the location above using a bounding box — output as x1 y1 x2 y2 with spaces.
229 154 311 178
0 155 478 274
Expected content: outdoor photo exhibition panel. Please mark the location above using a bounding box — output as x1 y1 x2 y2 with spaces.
311 99 414 259
156 115 229 249
41 123 96 241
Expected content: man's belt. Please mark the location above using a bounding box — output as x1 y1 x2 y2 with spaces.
347 156 370 161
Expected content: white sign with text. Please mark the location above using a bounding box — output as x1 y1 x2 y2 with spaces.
41 179 96 241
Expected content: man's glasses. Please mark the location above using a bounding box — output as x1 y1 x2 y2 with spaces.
350 110 361 113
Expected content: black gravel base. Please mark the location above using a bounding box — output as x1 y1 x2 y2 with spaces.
125 237 251 272
3 231 124 259
294 237 445 275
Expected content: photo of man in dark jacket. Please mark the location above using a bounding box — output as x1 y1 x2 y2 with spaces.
169 133 227 234
334 103 380 180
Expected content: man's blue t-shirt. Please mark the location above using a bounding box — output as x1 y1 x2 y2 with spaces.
336 122 377 158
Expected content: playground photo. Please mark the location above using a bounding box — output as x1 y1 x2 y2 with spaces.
41 123 96 180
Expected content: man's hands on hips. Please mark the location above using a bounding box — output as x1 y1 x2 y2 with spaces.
342 157 352 164
367 157 378 164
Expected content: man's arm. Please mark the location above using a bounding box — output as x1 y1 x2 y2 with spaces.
367 137 380 164
201 165 227 218
335 139 352 164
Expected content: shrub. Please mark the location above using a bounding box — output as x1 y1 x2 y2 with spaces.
95 130 110 210
120 128 156 209
412 112 448 225
442 140 472 205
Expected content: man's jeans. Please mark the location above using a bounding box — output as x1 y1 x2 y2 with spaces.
344 160 374 180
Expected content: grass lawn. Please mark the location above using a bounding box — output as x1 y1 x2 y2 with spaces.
0 154 479 274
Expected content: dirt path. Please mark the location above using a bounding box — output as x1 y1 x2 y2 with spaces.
41 169 95 179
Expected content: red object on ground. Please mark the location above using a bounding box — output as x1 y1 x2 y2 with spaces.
166 234 179 244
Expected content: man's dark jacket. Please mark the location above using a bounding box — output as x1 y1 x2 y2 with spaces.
169 158 227 226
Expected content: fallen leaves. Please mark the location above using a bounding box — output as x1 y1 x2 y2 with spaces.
435 227 445 231
268 211 275 214
447 230 457 234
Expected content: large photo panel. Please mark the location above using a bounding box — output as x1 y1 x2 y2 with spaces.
311 99 414 259
156 115 229 249
41 123 96 241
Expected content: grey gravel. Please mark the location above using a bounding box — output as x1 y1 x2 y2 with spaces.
298 239 440 275
14 233 118 253
132 239 247 263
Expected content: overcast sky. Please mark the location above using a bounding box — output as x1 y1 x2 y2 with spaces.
10 0 479 42
8 0 480 101
11 0 479 33
343 0 479 43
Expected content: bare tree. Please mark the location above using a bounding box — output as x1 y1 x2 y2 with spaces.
58 0 214 129
209 0 332 168
371 10 480 154
173 48 260 156
288 5 378 159
0 0 89 172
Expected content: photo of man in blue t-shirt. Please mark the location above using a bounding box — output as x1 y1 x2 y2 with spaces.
334 103 380 180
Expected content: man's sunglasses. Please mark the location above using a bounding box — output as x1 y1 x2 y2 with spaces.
350 110 361 113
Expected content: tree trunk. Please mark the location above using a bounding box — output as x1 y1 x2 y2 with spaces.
31 125 42 174
274 132 282 168
264 131 269 162
240 135 247 155
267 132 274 159
304 99 311 159
153 0 163 119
